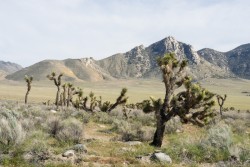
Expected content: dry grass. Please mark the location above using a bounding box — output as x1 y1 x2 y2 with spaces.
0 78 250 110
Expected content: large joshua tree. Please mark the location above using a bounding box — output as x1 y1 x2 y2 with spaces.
24 75 33 104
47 72 63 109
143 53 215 147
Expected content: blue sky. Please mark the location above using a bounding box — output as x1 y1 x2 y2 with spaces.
0 0 249 67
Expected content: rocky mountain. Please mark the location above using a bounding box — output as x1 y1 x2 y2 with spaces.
6 58 113 82
198 43 250 79
6 36 250 81
96 36 229 80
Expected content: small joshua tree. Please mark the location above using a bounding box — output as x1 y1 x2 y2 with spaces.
216 94 227 117
98 88 128 112
24 75 33 104
89 92 98 112
47 72 63 109
107 88 128 112
142 53 215 147
67 83 73 107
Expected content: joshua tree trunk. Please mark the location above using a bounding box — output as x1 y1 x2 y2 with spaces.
151 90 174 147
151 112 165 147
24 75 33 104
25 89 30 104
56 86 60 107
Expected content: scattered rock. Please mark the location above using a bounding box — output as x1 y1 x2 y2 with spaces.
136 155 151 164
150 152 172 164
176 129 182 133
50 110 57 114
23 152 33 161
72 144 87 153
62 150 75 158
98 124 106 128
124 141 142 146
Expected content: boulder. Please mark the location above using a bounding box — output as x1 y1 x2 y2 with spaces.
150 152 172 164
72 144 87 153
62 150 75 158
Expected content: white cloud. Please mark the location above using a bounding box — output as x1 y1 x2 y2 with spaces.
0 0 249 67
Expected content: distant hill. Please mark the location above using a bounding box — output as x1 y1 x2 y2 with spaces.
6 36 250 81
6 58 114 82
0 61 22 79
0 61 22 74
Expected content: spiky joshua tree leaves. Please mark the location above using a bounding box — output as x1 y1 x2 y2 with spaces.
142 53 215 147
47 72 63 109
24 75 33 104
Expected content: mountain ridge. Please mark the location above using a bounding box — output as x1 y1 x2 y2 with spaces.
5 37 250 81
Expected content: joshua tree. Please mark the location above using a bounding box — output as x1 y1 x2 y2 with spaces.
89 92 98 112
98 88 128 112
142 53 215 147
67 83 73 107
73 87 83 110
107 88 128 112
216 94 227 117
47 72 63 109
24 75 33 104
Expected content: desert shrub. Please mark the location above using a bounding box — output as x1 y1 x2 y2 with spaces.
72 110 92 124
111 119 154 141
229 107 235 111
21 118 35 132
165 116 183 134
0 110 26 151
165 123 233 163
55 118 84 144
239 147 250 163
93 112 116 124
46 116 63 137
130 110 155 126
201 122 232 149
226 119 248 135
